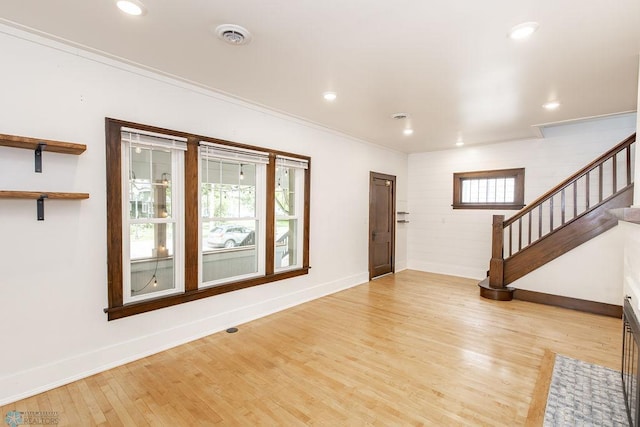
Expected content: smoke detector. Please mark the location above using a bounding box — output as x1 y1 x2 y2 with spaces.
214 24 252 46
391 112 409 120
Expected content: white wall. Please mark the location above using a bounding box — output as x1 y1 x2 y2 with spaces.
407 113 637 282
511 227 624 304
623 56 640 314
0 25 407 404
633 55 640 205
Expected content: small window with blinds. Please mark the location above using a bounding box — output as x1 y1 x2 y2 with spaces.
452 168 525 210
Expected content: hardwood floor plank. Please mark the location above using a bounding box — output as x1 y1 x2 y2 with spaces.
86 372 128 426
526 348 556 426
3 270 622 425
51 385 85 426
76 380 108 425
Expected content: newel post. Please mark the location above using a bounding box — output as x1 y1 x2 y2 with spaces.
489 215 505 288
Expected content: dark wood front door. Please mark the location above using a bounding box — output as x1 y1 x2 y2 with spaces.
369 172 396 279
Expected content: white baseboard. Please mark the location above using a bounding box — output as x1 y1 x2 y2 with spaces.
0 272 369 406
395 260 408 272
406 260 485 281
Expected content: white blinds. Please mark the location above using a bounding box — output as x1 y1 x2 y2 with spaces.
276 155 309 169
121 127 187 151
200 141 269 164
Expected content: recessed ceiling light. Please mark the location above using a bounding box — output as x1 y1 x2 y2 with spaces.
323 92 337 101
116 0 147 16
456 141 464 147
508 22 539 40
543 101 561 110
214 24 252 45
403 129 414 136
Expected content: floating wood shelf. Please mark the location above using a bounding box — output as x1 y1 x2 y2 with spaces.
0 133 86 172
0 191 90 220
0 133 86 155
0 191 90 200
0 133 89 219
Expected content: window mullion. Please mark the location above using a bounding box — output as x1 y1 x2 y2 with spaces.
130 218 176 224
302 165 310 268
503 178 507 203
212 216 258 221
266 155 276 275
185 137 199 292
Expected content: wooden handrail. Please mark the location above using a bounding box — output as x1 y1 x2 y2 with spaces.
504 133 635 227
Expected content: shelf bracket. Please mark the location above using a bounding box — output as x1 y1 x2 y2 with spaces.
35 143 46 173
37 194 48 221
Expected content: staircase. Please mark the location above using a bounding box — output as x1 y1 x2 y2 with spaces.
479 133 636 306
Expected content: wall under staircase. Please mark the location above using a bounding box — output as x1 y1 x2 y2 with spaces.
510 225 624 310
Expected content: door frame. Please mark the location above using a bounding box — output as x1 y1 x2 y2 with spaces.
368 171 396 280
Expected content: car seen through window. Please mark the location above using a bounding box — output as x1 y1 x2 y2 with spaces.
207 224 254 248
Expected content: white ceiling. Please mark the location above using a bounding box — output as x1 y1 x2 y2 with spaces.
1 1 638 153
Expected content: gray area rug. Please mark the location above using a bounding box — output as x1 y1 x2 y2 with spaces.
544 354 628 426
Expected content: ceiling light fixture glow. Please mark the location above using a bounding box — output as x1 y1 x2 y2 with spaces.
403 129 414 136
508 22 539 40
116 0 146 16
543 101 561 110
456 141 464 147
323 91 337 101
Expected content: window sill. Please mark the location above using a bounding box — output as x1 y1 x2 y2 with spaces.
452 203 525 210
104 267 310 320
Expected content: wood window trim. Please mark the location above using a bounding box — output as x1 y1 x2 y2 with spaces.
452 168 525 210
105 118 311 320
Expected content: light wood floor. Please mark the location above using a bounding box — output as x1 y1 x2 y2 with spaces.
2 270 622 426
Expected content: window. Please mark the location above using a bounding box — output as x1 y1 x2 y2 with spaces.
121 128 186 303
105 118 310 320
452 168 525 210
200 143 268 286
275 156 308 271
